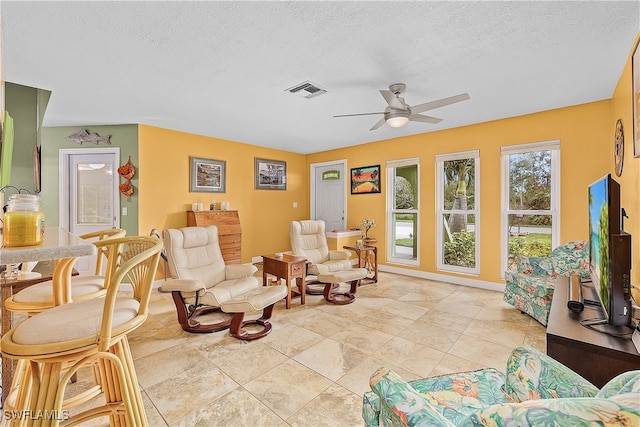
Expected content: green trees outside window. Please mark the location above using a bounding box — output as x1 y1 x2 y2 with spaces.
438 152 479 272
505 147 556 270
388 161 419 263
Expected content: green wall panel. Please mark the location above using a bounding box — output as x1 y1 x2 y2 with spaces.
4 83 50 193
41 125 139 235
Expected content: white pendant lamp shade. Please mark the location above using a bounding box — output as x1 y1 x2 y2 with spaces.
386 115 410 128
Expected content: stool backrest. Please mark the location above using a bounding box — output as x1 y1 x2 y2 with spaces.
95 235 162 350
80 228 127 278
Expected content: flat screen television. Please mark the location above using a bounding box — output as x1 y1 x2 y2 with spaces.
587 174 632 327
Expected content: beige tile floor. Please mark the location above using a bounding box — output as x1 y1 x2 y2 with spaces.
72 271 547 426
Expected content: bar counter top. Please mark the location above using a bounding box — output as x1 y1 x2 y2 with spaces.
0 227 96 264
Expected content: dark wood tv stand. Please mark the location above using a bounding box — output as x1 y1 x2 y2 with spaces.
546 275 640 387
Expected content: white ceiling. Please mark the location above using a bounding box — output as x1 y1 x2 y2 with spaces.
2 1 639 154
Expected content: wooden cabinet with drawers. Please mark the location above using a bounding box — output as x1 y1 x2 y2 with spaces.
186 210 242 264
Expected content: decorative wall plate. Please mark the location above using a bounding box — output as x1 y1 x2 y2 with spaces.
614 119 624 176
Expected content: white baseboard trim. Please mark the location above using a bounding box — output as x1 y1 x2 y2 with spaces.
249 255 504 292
378 264 505 292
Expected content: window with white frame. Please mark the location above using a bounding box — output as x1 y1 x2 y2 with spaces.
436 151 480 274
501 141 560 274
386 158 419 266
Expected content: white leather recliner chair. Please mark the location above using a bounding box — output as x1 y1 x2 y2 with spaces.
290 219 367 304
162 225 286 339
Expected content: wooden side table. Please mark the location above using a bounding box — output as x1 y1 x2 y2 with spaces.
261 253 307 309
343 245 378 284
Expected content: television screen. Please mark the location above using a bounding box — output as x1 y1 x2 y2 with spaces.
588 175 610 317
587 174 631 327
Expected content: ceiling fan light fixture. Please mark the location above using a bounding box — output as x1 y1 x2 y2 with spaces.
385 113 410 128
334 84 469 131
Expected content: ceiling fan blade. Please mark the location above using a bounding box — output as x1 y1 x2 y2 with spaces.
380 90 406 110
333 112 384 118
410 93 470 114
410 114 443 124
369 117 386 131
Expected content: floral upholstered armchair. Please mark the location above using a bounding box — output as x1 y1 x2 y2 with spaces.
363 346 640 427
503 240 589 325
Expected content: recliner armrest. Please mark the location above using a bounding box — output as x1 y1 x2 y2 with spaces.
328 250 351 260
504 346 599 402
225 264 258 279
161 279 206 293
369 367 454 426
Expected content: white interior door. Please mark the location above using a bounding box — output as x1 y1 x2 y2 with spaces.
60 148 120 275
311 160 346 231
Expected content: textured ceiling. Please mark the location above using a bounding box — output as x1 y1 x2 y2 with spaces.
2 1 639 154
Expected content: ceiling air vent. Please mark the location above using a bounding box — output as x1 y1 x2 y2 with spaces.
285 81 327 99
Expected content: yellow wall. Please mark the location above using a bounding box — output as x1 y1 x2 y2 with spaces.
307 101 611 284
138 103 612 285
137 32 639 289
611 32 640 303
138 125 308 263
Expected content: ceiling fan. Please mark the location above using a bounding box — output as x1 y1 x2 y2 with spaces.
334 83 470 131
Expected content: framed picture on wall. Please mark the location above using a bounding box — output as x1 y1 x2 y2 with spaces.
350 164 381 194
633 37 640 157
255 158 287 190
190 156 226 193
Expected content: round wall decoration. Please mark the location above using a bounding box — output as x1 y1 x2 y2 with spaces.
614 119 624 177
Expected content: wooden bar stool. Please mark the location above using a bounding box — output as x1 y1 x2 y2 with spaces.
4 229 126 315
1 235 162 427
2 229 126 411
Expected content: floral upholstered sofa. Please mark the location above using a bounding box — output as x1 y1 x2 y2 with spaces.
503 240 589 325
363 346 639 426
